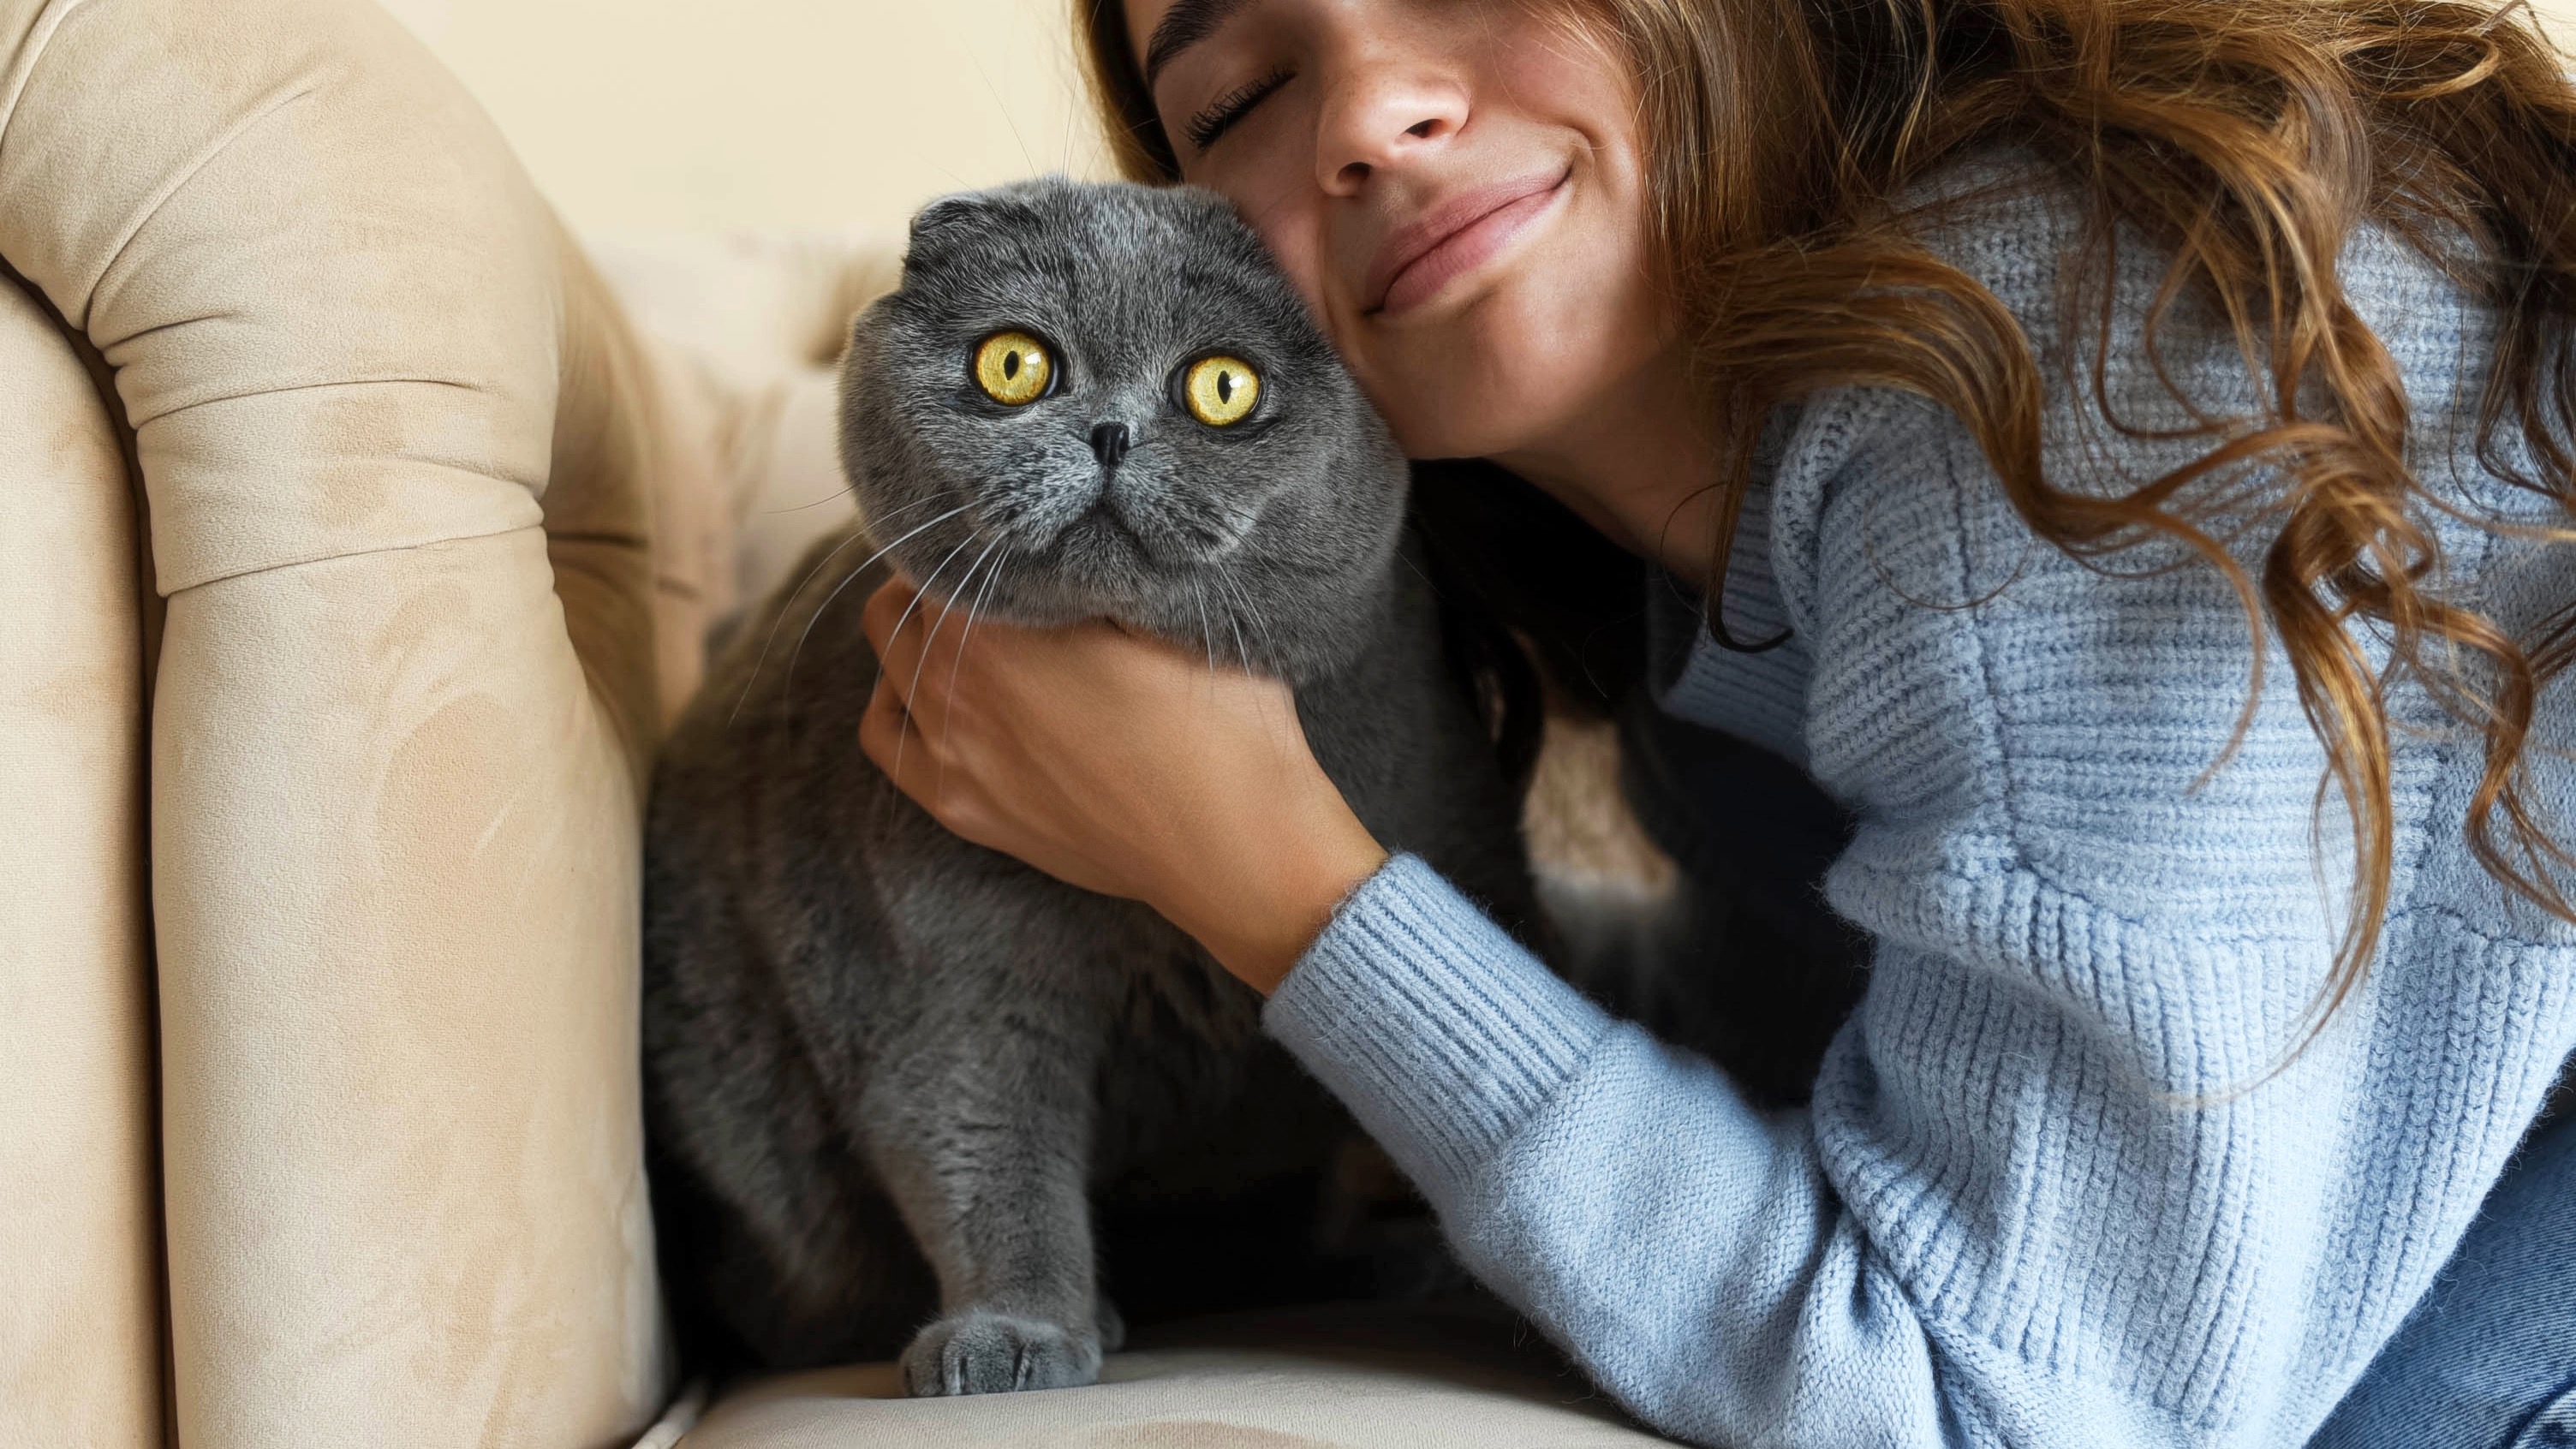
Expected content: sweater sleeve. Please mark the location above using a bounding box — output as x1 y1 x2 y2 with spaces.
1263 366 2439 1447
1269 859 1959 1446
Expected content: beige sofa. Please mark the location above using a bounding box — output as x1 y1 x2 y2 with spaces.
0 1 1677 1443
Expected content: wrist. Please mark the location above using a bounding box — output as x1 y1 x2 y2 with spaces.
1164 796 1386 996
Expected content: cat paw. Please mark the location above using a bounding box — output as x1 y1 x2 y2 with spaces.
901 1309 1102 1396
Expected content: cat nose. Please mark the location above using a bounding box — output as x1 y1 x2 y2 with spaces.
1089 421 1131 468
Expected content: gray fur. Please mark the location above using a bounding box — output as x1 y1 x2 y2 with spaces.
643 179 1533 1395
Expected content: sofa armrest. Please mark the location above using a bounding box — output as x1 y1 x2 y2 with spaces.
0 0 680 1443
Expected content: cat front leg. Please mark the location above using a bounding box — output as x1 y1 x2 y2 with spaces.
860 1022 1111 1396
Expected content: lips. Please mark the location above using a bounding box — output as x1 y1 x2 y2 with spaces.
1363 168 1571 317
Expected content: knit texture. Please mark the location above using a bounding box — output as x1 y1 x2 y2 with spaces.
1265 153 2576 1449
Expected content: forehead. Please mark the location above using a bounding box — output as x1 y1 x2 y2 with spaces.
1121 0 1172 69
1130 0 1298 89
895 189 1313 355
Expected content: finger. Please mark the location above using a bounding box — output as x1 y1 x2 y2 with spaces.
902 582 978 723
863 676 988 839
863 578 927 701
861 676 926 796
872 573 973 730
883 624 956 743
861 575 921 657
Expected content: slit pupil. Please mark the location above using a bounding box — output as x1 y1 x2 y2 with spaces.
1216 371 1233 403
1004 351 1021 380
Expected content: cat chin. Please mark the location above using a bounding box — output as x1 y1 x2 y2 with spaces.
953 566 1274 667
960 569 1181 635
979 517 1249 608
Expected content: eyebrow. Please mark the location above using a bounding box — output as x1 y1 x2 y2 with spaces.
1143 0 1256 86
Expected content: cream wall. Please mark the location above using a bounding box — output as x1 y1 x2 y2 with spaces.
380 0 1112 236
387 0 2573 238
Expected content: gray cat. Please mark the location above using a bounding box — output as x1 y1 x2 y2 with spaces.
641 179 1535 1396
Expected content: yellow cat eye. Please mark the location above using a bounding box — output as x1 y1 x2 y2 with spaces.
1181 355 1261 426
973 331 1053 405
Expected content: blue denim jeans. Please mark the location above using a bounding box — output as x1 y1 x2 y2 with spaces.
2310 1102 2576 1449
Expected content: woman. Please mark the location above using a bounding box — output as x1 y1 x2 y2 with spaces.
856 1 2576 1444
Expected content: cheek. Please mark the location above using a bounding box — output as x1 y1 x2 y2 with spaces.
1197 175 1332 324
1181 104 1333 320
1354 200 1666 458
1483 7 1631 128
1253 220 1332 325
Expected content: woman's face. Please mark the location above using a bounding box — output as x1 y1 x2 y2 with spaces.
1124 0 1668 462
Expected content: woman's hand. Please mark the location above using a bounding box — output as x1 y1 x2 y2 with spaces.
858 574 1388 994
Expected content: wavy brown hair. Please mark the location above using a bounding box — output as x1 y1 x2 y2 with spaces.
1076 0 2576 1052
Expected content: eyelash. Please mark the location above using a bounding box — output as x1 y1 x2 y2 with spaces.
1182 66 1292 151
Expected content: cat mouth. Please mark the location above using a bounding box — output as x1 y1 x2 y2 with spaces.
1059 498 1248 572
933 499 1249 632
995 479 1250 569
934 469 1258 632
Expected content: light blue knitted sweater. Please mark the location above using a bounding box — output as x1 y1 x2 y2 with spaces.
1263 157 2576 1448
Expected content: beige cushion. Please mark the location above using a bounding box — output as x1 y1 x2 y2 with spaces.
673 1305 1676 1448
583 231 903 617
0 0 702 1442
0 259 164 1449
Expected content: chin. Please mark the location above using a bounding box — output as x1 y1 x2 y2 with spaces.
1354 275 1631 462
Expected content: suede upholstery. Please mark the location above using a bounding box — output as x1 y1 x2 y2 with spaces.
1 253 164 1449
0 0 701 1443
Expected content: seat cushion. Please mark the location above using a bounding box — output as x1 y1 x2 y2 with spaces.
669 1303 1679 1449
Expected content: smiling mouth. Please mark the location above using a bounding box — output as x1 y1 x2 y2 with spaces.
1365 167 1573 319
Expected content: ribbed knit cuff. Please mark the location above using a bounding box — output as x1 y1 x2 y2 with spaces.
1263 854 1614 1203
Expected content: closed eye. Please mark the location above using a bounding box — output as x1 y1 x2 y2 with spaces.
1182 66 1292 152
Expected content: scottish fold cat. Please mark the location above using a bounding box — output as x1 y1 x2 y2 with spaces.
641 179 1534 1395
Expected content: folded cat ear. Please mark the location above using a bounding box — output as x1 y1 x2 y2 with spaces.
909 193 994 244
908 185 1053 249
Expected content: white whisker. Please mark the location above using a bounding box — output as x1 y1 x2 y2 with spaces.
1215 572 1262 676
1190 578 1219 680
730 500 972 727
907 529 1009 766
941 553 1012 763
782 510 976 725
880 528 989 778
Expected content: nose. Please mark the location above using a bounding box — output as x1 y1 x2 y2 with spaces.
1089 420 1132 468
1315 36 1468 195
